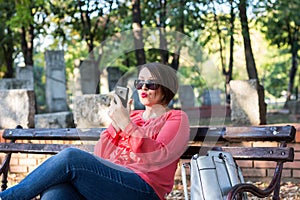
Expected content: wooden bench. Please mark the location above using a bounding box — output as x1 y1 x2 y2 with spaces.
0 125 296 200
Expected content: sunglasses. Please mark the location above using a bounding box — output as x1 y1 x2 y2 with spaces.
134 80 160 90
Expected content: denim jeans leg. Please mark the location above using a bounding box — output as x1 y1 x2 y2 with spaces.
0 148 160 200
40 183 85 200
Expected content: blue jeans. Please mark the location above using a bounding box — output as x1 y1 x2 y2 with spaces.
0 148 160 200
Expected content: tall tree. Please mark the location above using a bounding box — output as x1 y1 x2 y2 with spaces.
191 0 236 103
0 1 16 78
223 0 236 104
158 0 169 65
49 0 119 93
50 0 115 59
209 0 236 104
7 0 47 67
255 0 299 102
238 0 258 80
132 0 146 66
170 0 185 71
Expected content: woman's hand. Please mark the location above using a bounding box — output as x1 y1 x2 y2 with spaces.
108 94 132 131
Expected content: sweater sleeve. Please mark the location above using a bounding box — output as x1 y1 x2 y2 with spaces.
122 110 190 166
94 124 120 159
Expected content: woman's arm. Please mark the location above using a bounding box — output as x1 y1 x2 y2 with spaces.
122 110 190 166
94 125 120 158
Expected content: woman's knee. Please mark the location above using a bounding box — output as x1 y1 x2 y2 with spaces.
58 148 84 159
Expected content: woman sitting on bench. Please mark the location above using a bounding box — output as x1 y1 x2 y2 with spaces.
0 62 190 200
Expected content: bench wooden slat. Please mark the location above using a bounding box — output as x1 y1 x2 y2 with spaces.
0 143 293 162
3 125 296 143
3 128 104 140
0 143 94 154
181 146 294 161
190 125 295 142
224 126 296 142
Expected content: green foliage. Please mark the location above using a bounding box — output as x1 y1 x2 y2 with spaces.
254 0 300 100
178 66 206 105
0 1 18 78
263 58 289 98
0 0 298 106
255 0 300 49
6 0 45 29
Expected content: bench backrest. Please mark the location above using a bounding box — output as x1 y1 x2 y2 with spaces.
1 125 296 161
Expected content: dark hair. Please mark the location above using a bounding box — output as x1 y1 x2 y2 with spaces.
138 62 179 106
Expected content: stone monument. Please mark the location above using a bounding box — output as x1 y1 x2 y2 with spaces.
73 94 113 128
0 90 35 128
230 79 267 125
0 66 33 90
45 50 68 112
179 85 195 108
79 59 100 94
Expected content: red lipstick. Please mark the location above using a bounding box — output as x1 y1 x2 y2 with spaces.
141 92 148 98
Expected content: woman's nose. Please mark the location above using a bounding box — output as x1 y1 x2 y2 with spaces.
141 83 148 90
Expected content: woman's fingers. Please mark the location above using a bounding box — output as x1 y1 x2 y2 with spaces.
127 99 133 112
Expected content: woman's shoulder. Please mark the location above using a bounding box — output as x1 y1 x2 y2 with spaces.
166 109 188 119
168 109 187 114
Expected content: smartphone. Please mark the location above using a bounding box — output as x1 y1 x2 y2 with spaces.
114 85 129 108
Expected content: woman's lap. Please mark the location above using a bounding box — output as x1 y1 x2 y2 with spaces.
0 148 159 200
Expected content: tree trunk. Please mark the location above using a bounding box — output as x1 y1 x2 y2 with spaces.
286 44 298 101
212 0 225 70
158 0 168 64
94 1 113 94
132 0 146 66
78 2 94 55
285 20 299 102
21 25 34 66
171 0 184 71
4 53 14 78
3 28 14 78
238 0 258 80
224 0 235 104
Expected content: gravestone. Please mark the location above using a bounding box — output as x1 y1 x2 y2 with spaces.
179 85 195 108
286 100 300 115
0 90 35 128
79 59 100 94
107 67 124 91
16 65 34 90
35 112 75 128
230 79 266 125
202 89 221 105
0 66 33 90
45 50 68 112
73 94 113 128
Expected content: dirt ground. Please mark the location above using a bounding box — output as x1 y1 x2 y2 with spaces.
166 180 300 200
5 169 300 199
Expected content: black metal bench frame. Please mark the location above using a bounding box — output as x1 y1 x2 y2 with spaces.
0 125 296 200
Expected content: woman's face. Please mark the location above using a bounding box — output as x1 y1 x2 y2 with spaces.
137 68 164 107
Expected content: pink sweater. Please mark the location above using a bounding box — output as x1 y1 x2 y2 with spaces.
94 109 190 199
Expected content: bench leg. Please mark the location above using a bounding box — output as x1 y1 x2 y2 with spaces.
272 142 287 200
272 164 282 200
0 153 12 191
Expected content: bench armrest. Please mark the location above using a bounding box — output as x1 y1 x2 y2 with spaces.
227 162 284 200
